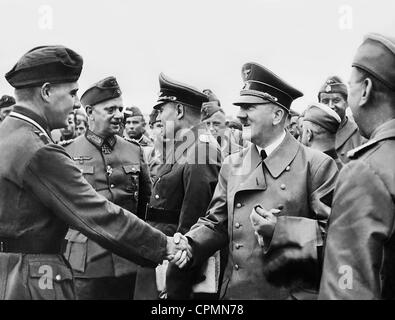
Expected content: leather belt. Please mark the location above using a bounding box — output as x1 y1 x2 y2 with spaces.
0 237 61 254
145 205 179 224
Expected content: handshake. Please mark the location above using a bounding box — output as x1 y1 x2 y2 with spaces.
165 233 192 269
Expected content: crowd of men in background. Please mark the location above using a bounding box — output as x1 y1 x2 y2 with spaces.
0 32 394 300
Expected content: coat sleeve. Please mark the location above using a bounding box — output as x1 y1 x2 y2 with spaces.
318 161 395 299
137 146 152 218
262 156 339 287
185 156 231 266
22 144 167 267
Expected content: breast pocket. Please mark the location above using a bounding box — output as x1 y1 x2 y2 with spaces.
76 164 95 188
123 164 140 201
27 258 74 300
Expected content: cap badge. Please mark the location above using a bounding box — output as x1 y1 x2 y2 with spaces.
242 68 251 80
325 85 332 93
261 92 278 102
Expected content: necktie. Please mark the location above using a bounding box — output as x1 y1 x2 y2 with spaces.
260 149 267 161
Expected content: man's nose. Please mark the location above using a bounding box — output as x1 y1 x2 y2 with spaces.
237 109 247 122
114 108 124 119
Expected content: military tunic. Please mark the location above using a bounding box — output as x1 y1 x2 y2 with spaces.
336 117 365 163
0 106 167 300
134 125 221 299
63 130 151 299
319 118 395 300
186 132 339 300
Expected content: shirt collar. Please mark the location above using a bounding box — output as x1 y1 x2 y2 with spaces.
256 130 286 158
11 105 52 138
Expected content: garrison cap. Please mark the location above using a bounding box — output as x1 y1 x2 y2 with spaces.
352 33 395 91
233 62 303 111
318 76 348 101
81 76 122 107
201 101 224 121
153 73 209 110
5 45 83 89
124 105 144 118
203 89 221 106
0 95 15 109
303 102 341 134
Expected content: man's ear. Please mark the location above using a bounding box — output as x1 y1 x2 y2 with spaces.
85 105 93 119
40 82 52 102
272 107 285 125
176 103 185 120
360 78 373 107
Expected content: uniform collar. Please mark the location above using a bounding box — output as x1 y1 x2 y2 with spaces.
10 105 52 138
85 129 117 150
335 117 358 149
263 131 300 178
323 148 338 160
256 130 286 158
370 118 395 141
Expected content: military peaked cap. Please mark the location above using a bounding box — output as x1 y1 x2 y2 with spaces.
233 62 303 111
153 73 209 110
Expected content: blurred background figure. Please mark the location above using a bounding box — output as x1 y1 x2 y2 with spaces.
318 75 365 163
201 90 242 159
124 105 153 160
59 110 76 142
146 109 163 183
286 109 301 139
301 102 343 169
75 107 89 137
0 95 15 122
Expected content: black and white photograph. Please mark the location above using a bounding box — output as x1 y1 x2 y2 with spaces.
0 0 395 311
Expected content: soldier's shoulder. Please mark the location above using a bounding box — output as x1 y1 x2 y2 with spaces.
124 136 141 147
120 136 142 153
347 139 381 160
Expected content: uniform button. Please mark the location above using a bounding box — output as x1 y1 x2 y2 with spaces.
155 194 160 199
235 264 240 270
55 275 61 281
236 203 242 208
134 191 138 197
285 166 290 171
235 223 241 229
110 184 115 188
280 184 286 190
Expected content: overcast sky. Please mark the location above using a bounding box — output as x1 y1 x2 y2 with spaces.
1 0 394 116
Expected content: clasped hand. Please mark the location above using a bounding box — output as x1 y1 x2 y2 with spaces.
166 232 192 269
250 205 280 247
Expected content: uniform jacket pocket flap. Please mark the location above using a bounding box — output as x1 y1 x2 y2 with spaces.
28 261 73 281
76 165 94 174
123 164 140 174
64 229 88 243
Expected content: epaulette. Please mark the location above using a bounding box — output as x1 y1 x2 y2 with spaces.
347 139 378 160
58 139 75 147
34 130 51 145
124 137 141 147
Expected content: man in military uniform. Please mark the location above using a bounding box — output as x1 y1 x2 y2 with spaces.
146 109 163 183
286 109 301 139
301 102 343 170
318 75 365 163
63 76 151 299
173 62 339 300
0 95 15 122
134 73 221 299
201 101 242 160
319 33 395 300
124 106 153 159
0 45 188 300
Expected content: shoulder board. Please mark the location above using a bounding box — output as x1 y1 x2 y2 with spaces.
34 130 51 145
347 139 378 160
58 139 75 147
124 137 141 147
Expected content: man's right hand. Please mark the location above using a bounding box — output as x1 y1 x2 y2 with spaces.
166 233 193 269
